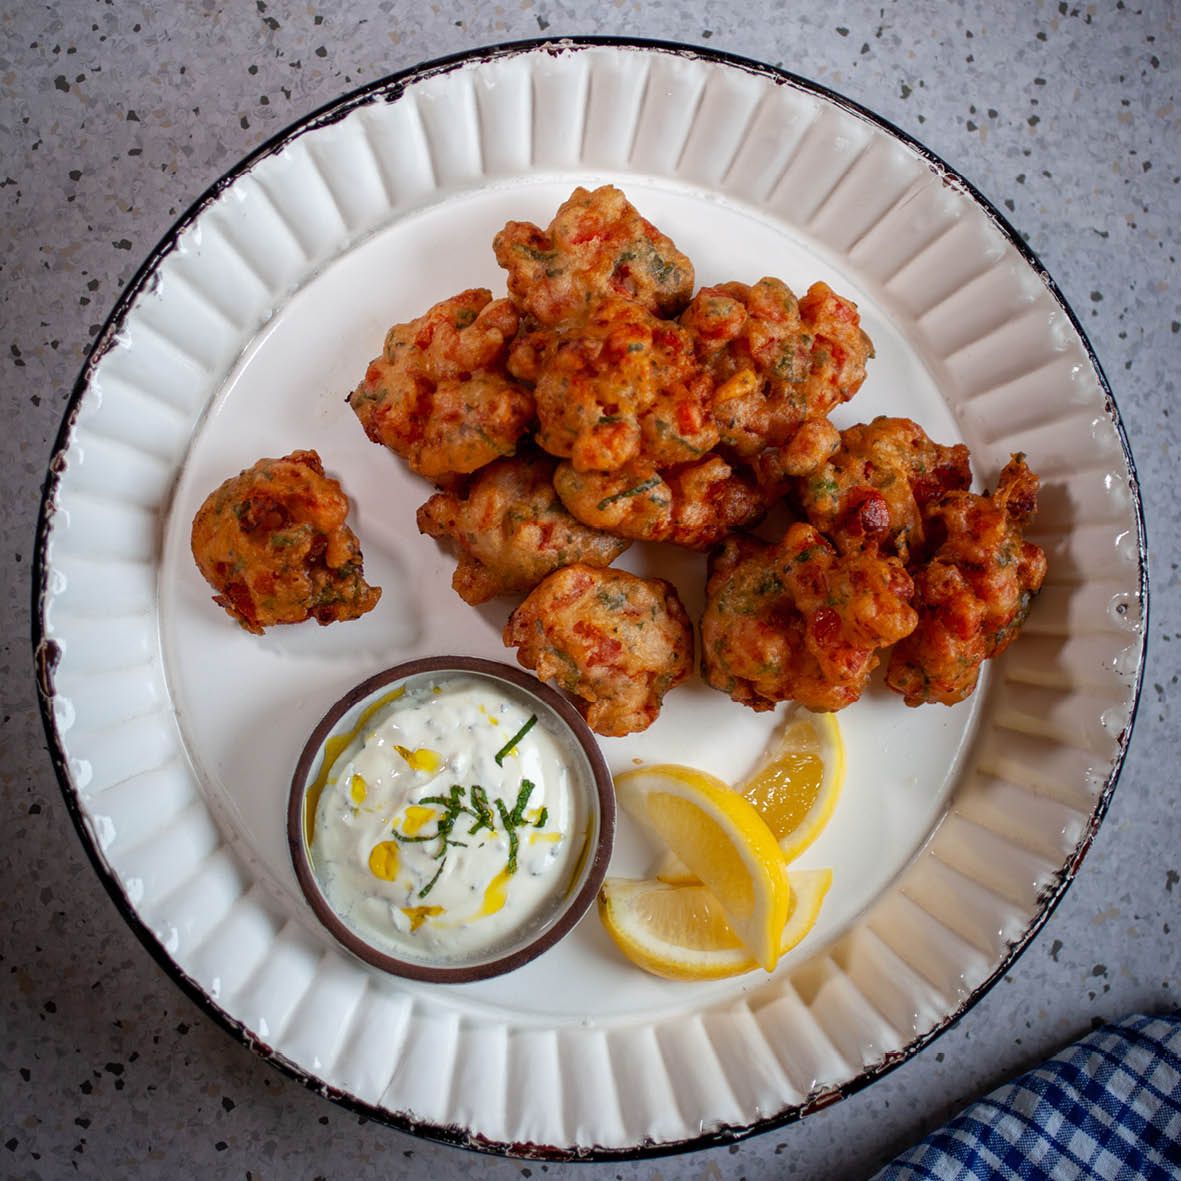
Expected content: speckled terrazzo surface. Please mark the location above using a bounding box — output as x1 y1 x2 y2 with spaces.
2 1 1177 1177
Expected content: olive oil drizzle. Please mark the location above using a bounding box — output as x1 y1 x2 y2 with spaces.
393 778 541 896
304 686 405 846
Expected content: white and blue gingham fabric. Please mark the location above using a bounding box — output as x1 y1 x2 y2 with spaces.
875 1012 1181 1181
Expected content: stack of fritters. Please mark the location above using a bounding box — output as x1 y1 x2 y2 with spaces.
701 419 1046 712
348 186 1046 732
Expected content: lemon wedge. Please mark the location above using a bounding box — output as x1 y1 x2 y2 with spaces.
656 708 845 884
599 868 833 980
613 764 789 972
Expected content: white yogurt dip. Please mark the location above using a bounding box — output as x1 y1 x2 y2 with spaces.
307 673 587 963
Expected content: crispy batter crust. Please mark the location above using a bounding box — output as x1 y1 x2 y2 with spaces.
190 450 381 634
348 289 534 480
494 185 695 327
701 524 917 712
886 454 1048 706
553 455 767 550
415 450 629 605
529 296 718 474
798 416 972 561
681 277 873 478
503 564 693 736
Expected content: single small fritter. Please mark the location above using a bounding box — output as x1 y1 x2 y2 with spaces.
553 455 767 550
886 454 1048 707
348 289 535 480
190 449 381 634
681 277 873 470
797 281 876 416
799 416 972 561
415 450 630 605
701 524 917 713
503 564 693 736
527 296 717 474
494 185 695 327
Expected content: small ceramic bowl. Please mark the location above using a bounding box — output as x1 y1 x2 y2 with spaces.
288 656 614 983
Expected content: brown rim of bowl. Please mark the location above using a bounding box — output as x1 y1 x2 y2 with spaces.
287 656 616 984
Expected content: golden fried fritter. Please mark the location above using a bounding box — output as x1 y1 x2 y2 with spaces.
799 417 972 561
553 455 766 550
191 450 381 634
798 281 875 415
494 185 695 327
886 454 1047 706
749 418 842 497
415 450 630 605
503 564 693 736
348 289 534 480
681 277 873 468
682 278 807 459
531 296 718 473
701 524 917 712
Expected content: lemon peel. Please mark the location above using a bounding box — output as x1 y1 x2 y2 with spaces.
656 708 844 884
598 868 833 980
614 764 789 972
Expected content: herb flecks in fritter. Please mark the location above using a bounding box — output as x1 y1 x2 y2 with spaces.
494 185 695 327
349 289 534 480
416 450 629 605
554 455 767 550
528 296 718 474
190 449 381 634
701 524 917 713
798 416 972 562
681 277 874 477
504 564 693 737
885 454 1047 706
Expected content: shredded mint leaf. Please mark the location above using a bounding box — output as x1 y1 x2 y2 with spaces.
595 474 662 512
494 714 537 766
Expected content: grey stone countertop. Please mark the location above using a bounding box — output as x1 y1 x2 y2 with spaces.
2 2 1177 1178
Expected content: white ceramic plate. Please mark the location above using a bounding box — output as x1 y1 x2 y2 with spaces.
35 40 1146 1157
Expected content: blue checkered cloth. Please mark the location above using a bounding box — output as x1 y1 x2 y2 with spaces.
874 1012 1181 1180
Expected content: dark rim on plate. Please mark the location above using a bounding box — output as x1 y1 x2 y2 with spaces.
287 657 615 984
31 36 1149 1161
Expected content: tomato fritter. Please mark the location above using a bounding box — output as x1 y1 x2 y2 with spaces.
798 280 876 414
503 564 693 736
749 417 842 497
681 277 873 468
493 185 695 327
799 417 972 562
531 296 718 473
415 450 630 605
348 289 534 480
553 455 766 550
190 450 381 634
886 454 1047 707
701 524 917 713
